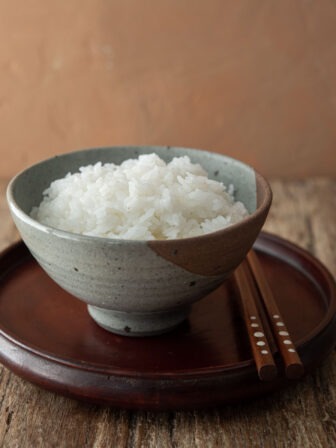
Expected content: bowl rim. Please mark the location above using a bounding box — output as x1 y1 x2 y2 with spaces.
6 145 272 245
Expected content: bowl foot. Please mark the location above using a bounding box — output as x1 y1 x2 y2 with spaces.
87 305 191 337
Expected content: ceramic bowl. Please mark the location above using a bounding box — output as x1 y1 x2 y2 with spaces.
7 146 272 336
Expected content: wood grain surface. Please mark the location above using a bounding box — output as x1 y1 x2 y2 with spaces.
0 178 335 448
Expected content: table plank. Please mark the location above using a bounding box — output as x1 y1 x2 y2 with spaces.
0 177 335 448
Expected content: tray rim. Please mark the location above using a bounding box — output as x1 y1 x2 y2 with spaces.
0 231 335 381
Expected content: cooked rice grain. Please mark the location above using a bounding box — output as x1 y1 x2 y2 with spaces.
31 154 248 240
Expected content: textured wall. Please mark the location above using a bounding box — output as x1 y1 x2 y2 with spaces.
0 1 335 178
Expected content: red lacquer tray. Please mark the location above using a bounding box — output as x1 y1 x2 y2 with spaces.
0 232 335 410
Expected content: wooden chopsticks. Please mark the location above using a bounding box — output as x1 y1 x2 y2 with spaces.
234 250 304 381
246 250 304 379
234 262 277 381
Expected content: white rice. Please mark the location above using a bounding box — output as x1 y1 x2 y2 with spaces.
30 154 249 240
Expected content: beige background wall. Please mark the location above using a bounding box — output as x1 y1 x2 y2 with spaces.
0 0 335 179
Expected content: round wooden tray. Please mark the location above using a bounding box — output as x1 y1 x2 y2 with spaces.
0 232 335 410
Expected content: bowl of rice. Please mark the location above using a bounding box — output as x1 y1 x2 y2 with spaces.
7 146 272 336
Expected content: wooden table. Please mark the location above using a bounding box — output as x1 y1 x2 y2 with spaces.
0 178 335 448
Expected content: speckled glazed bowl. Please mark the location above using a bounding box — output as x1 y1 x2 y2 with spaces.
7 146 272 336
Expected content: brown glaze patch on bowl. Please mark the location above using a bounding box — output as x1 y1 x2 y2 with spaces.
148 172 272 277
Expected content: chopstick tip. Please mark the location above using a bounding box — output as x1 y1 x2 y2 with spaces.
259 364 277 382
286 363 305 379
